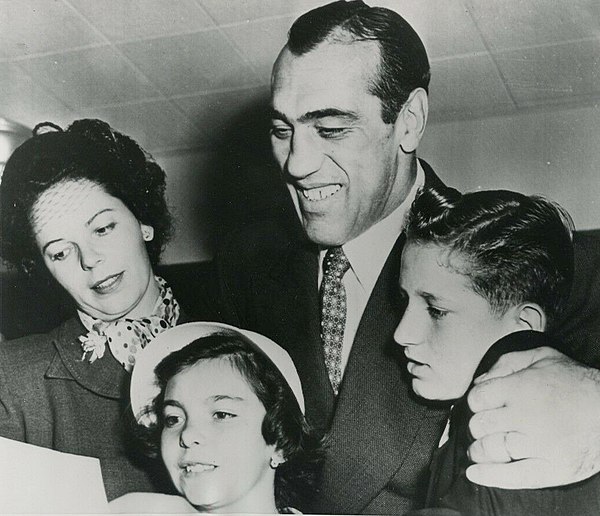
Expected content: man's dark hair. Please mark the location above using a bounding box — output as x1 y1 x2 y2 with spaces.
406 186 575 330
0 118 172 275
139 332 322 512
287 0 430 123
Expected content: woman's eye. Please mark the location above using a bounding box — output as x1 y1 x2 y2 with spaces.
213 411 236 421
95 222 116 236
49 246 72 262
427 306 448 321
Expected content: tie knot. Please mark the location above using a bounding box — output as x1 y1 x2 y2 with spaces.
323 247 350 279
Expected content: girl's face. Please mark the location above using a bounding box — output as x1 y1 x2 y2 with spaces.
32 179 158 321
160 357 279 514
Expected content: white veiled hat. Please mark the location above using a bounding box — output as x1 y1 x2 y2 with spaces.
130 322 305 426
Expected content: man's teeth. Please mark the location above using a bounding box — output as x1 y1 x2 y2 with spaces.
302 184 341 201
185 464 216 473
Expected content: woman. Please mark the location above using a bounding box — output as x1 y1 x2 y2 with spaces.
110 322 322 514
0 119 181 500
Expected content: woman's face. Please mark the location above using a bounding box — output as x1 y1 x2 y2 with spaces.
160 357 279 514
32 178 158 321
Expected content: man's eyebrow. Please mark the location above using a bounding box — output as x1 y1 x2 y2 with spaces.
270 108 360 123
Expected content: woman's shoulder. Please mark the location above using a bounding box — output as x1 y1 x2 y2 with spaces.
109 492 196 513
0 317 79 369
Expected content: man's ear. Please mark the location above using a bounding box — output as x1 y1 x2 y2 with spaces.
515 302 546 332
395 88 428 154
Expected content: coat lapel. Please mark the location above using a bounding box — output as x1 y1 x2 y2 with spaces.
317 235 431 512
318 162 453 513
46 317 129 399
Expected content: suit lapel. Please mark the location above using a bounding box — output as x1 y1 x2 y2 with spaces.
319 161 453 512
317 235 430 512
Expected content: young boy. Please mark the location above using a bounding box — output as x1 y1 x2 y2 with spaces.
395 186 600 515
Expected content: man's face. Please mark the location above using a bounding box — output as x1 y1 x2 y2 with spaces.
270 41 413 247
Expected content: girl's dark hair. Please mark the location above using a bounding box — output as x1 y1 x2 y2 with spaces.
137 332 322 511
406 185 575 330
0 119 172 275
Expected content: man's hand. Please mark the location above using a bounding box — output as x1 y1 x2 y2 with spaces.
466 346 600 488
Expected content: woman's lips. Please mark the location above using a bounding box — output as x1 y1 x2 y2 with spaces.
92 272 123 294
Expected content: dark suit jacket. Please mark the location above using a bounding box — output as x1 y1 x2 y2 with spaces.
216 160 600 514
217 160 451 514
424 331 600 516
0 316 174 501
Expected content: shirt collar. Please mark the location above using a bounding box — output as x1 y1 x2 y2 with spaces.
341 160 425 292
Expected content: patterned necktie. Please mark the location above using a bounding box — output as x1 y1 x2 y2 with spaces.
320 247 351 395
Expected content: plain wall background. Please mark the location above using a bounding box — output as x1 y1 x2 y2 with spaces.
158 101 600 265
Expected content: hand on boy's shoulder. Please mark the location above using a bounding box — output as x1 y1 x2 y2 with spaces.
109 492 196 513
465 346 600 489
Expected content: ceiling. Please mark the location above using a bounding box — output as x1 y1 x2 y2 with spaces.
1 0 599 155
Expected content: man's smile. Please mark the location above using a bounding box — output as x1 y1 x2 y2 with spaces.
300 184 342 202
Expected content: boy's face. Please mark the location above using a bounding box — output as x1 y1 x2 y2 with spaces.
394 242 520 401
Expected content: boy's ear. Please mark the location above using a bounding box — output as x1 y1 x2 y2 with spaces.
515 302 546 332
394 87 428 154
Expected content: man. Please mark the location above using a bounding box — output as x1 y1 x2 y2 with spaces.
217 1 600 513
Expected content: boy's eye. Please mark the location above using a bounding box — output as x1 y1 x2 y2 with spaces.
427 305 448 320
95 222 116 236
213 411 236 421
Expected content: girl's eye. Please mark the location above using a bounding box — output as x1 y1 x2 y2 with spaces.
95 222 116 236
163 414 183 428
213 411 236 421
427 305 448 321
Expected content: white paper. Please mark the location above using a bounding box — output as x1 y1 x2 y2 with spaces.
0 436 109 514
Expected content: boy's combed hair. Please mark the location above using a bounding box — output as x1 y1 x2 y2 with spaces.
136 332 323 512
406 186 575 330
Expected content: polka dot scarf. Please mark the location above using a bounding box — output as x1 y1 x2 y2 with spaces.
78 276 180 372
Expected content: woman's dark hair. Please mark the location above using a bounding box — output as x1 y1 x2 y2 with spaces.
138 332 322 511
0 119 172 275
406 185 575 331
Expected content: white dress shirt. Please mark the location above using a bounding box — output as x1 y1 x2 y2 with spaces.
318 161 426 376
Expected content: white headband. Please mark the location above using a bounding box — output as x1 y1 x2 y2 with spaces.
130 322 305 426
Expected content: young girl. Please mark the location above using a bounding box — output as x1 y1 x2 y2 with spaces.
110 322 321 514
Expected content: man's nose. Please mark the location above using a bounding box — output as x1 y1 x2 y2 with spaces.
78 242 104 271
286 132 323 180
179 420 208 448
